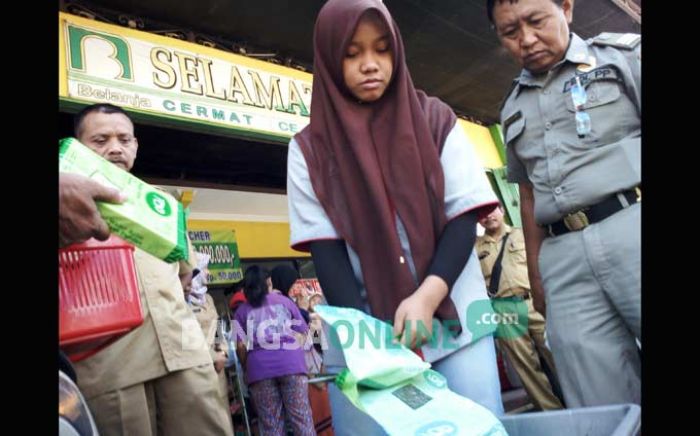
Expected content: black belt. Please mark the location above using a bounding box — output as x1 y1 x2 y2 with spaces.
547 189 639 237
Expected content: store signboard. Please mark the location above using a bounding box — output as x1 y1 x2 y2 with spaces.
59 12 312 143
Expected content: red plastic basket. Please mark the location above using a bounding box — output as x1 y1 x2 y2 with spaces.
59 235 143 362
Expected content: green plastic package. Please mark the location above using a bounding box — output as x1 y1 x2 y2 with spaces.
314 305 508 436
59 137 188 263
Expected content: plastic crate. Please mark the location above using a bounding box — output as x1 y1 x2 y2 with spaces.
499 403 641 436
59 235 143 362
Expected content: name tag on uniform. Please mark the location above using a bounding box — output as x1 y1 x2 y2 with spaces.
502 111 522 131
562 66 620 93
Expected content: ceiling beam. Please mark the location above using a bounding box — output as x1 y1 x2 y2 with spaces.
609 0 641 24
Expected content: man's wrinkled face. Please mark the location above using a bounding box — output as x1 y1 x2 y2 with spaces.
77 112 138 171
493 0 573 74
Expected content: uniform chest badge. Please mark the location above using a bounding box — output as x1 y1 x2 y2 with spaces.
576 55 597 73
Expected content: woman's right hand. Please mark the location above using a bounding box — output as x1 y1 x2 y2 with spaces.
393 275 448 349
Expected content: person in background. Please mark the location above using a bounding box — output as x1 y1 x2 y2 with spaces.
188 252 232 425
234 266 315 435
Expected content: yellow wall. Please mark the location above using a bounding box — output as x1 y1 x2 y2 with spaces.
188 219 309 259
458 119 503 169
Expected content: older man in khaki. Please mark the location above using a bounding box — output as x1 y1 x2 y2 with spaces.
183 254 232 419
71 103 232 436
476 206 562 411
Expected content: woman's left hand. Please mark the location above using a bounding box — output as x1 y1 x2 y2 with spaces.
393 275 448 349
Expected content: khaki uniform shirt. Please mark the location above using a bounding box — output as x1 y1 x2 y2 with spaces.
502 33 641 225
476 225 530 298
75 239 212 399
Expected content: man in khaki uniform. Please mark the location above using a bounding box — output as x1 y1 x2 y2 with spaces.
476 205 562 411
191 292 230 401
184 253 232 419
71 103 232 436
487 0 640 407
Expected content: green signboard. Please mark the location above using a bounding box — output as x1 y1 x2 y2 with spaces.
188 229 243 285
